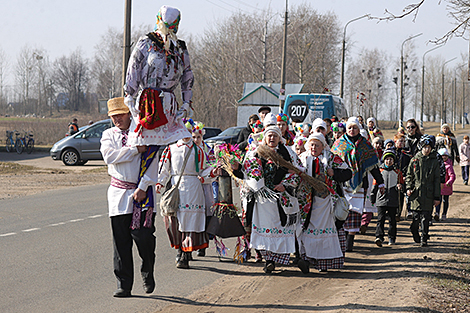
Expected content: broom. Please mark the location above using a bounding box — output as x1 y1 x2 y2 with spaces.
256 144 329 198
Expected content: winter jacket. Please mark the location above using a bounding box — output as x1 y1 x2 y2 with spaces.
459 142 470 167
405 133 422 157
406 151 441 212
436 132 460 164
237 123 253 145
396 148 412 177
441 157 456 196
371 164 404 208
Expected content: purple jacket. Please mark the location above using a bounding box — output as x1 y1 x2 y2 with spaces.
441 158 456 196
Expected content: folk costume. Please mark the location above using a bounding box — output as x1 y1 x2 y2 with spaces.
124 5 194 147
331 117 384 251
101 97 158 297
237 126 303 273
298 133 351 272
366 117 384 142
157 137 217 268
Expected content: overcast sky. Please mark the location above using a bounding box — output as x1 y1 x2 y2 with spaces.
2 0 468 82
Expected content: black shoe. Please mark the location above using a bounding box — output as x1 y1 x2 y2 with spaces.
113 288 131 298
420 241 428 247
433 213 440 222
346 234 355 252
143 278 155 294
318 268 328 273
464 181 468 185
197 248 206 257
263 261 275 273
375 238 383 247
297 259 310 274
188 252 194 261
176 252 190 269
175 248 182 263
360 225 367 234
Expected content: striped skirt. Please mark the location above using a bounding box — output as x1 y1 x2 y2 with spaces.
343 211 362 233
163 216 208 252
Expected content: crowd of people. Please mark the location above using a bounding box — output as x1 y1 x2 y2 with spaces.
99 4 468 298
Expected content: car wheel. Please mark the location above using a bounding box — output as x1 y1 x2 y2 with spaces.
62 149 80 166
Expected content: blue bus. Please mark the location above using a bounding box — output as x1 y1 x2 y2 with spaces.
282 93 347 123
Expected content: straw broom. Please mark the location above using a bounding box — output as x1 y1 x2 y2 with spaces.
256 144 329 198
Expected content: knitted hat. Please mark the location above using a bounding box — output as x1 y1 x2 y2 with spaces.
418 134 435 150
381 148 397 162
384 139 394 148
438 147 450 156
107 97 130 116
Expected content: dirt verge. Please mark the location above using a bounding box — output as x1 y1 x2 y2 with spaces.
157 173 470 313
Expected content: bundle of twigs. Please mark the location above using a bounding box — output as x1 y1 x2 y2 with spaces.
214 145 245 186
257 144 329 198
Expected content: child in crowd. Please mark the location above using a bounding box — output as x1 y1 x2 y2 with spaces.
406 135 441 247
384 139 395 150
434 148 456 221
459 135 470 185
293 136 307 156
331 121 346 141
372 137 384 161
371 149 404 246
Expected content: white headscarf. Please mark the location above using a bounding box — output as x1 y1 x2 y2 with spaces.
155 5 181 51
262 125 285 145
312 118 327 132
307 132 327 148
263 113 277 128
346 117 361 129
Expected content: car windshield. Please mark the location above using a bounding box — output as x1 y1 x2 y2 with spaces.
218 127 241 136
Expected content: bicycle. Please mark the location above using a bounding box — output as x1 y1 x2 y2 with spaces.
5 130 15 153
25 132 34 154
15 131 26 154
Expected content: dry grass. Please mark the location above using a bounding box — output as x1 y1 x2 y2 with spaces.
0 111 108 146
0 162 36 174
379 121 470 141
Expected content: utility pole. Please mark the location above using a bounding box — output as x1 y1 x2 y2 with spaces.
340 14 369 99
421 45 443 128
400 33 422 127
121 0 132 97
279 0 288 113
441 57 456 125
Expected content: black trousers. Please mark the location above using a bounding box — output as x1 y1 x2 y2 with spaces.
111 213 156 291
409 211 431 243
375 206 397 240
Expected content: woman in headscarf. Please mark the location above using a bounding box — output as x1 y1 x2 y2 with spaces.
234 126 303 273
331 117 385 252
366 117 384 142
297 133 352 273
123 5 194 147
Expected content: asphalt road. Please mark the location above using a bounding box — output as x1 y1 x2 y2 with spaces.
0 184 242 313
0 151 106 170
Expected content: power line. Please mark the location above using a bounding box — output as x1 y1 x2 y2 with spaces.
205 0 236 13
213 0 252 14
231 0 266 12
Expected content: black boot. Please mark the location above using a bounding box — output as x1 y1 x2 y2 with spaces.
346 234 355 252
175 248 182 263
176 251 190 269
197 248 206 257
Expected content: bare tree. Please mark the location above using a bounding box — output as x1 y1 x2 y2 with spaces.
53 48 89 112
346 48 390 119
287 4 341 93
92 27 123 99
0 47 8 115
15 45 37 115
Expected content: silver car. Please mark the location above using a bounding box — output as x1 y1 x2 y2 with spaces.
50 119 113 166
